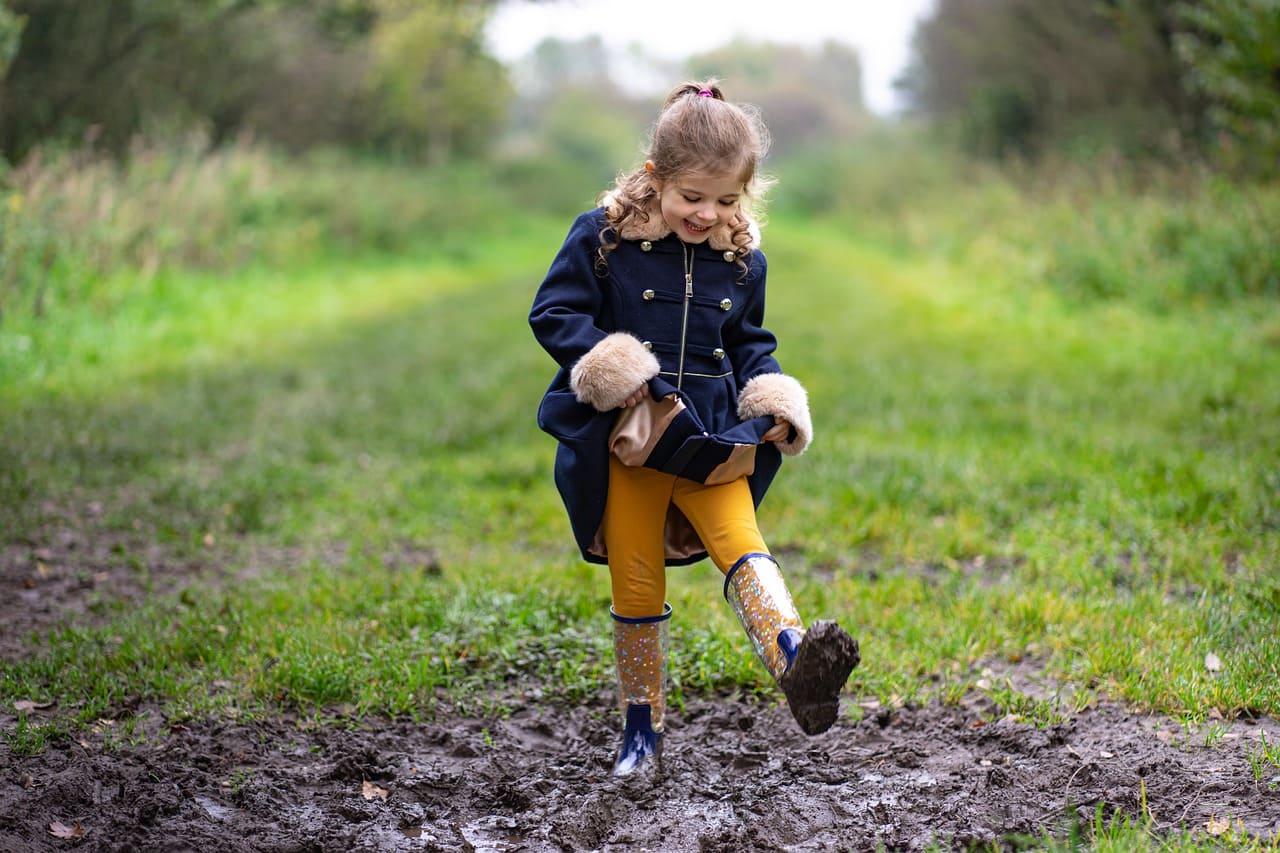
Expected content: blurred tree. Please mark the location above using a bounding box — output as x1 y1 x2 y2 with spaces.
687 40 870 159
2 0 209 158
0 1 22 80
899 0 1204 160
493 35 649 211
0 0 511 163
367 0 511 164
536 87 641 181
503 34 641 147
0 0 373 159
1174 0 1280 175
522 33 614 99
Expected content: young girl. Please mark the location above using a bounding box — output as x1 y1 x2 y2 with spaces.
529 80 860 777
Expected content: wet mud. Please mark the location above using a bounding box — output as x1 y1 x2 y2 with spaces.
4 517 1279 850
4 691 1279 851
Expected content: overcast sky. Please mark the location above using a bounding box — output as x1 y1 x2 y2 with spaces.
486 0 937 114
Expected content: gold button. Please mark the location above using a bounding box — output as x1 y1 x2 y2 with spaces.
641 241 653 252
643 289 655 301
723 250 736 262
720 298 732 311
712 348 726 360
643 340 654 351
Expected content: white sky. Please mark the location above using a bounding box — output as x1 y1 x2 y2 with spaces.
486 0 937 114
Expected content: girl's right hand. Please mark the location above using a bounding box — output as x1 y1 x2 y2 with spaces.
761 417 793 443
619 386 647 408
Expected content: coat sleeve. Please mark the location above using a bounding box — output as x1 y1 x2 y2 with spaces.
529 212 612 370
726 250 813 456
529 211 660 412
722 250 782 386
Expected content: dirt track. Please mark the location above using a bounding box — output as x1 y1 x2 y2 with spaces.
3 520 1280 850
4 689 1280 851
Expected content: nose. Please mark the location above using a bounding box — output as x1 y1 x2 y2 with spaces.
693 202 716 222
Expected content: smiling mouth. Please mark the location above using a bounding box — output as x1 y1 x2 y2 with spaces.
684 220 711 234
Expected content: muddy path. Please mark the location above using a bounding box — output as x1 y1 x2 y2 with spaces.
4 690 1279 852
3 514 1280 850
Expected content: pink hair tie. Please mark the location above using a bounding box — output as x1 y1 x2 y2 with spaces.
697 89 714 97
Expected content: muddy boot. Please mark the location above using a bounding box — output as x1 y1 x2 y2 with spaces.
724 553 860 736
610 604 670 777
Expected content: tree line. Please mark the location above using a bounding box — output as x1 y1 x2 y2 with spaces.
0 0 1276 175
0 0 509 164
899 0 1278 174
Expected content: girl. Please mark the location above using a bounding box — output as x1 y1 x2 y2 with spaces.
529 80 860 777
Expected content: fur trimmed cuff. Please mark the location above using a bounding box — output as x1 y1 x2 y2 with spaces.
737 372 813 456
570 333 661 412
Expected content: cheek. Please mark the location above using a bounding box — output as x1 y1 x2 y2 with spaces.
661 196 685 224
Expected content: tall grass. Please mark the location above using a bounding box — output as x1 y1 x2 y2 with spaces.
0 134 600 327
774 128 1280 308
7 127 1275 328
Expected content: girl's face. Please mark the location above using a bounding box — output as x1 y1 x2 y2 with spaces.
651 166 744 244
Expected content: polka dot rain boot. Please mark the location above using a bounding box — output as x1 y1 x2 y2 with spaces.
724 553 860 735
610 604 671 776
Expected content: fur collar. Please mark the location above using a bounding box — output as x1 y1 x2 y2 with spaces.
601 191 761 252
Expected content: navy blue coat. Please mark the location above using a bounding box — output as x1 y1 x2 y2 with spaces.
530 207 795 566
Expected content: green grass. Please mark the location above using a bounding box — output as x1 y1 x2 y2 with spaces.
2 199 1278 763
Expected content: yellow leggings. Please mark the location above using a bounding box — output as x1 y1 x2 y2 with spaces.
604 455 769 619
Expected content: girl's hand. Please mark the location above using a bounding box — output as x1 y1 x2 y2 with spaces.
762 417 792 443
619 386 647 409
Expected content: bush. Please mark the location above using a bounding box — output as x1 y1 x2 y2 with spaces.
772 122 969 221
771 125 1279 309
1041 175 1280 306
0 136 514 323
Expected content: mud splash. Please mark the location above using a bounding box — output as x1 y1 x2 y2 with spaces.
4 693 1278 851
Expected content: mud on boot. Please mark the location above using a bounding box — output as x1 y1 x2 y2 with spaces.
776 622 860 735
724 554 861 735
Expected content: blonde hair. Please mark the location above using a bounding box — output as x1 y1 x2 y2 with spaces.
598 79 773 267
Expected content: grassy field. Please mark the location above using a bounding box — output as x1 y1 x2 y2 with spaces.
2 196 1279 768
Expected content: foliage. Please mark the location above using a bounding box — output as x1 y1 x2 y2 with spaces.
898 0 1199 161
0 136 515 323
509 33 620 102
0 1 22 79
771 122 971 219
775 129 1280 308
366 0 511 164
686 39 871 159
1039 176 1280 304
899 0 1280 175
523 88 642 193
0 0 508 162
1174 0 1280 177
501 34 650 191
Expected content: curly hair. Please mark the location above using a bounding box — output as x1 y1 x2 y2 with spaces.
596 79 773 272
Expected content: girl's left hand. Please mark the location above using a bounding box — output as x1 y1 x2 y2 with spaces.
618 386 648 409
762 417 792 443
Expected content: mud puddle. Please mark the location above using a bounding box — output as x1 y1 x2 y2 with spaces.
4 514 1279 849
4 692 1279 851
